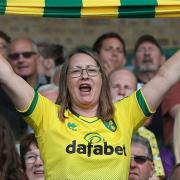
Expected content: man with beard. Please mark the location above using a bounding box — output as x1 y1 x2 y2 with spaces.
132 34 165 88
132 35 166 146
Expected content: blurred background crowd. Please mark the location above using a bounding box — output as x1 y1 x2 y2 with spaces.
0 16 180 180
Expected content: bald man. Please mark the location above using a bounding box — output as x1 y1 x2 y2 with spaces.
108 68 137 102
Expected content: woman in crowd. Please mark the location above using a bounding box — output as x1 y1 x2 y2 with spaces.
0 48 180 179
20 133 44 180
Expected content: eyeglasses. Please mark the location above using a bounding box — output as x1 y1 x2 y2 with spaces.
131 155 152 164
8 51 36 61
24 153 41 164
68 66 100 78
0 43 7 49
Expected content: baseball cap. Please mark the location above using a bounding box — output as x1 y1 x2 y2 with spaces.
134 34 162 53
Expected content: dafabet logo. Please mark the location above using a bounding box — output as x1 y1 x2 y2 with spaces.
66 140 127 157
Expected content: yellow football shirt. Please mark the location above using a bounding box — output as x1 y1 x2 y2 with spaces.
21 89 153 180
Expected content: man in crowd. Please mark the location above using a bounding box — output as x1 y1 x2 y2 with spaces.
132 34 166 144
132 34 165 88
0 31 25 140
129 134 154 180
109 67 165 179
93 32 126 75
8 38 50 90
7 38 50 134
37 43 64 80
108 68 137 102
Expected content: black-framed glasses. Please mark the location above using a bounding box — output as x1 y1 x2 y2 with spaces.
24 153 41 164
131 155 152 164
8 51 36 61
68 66 100 78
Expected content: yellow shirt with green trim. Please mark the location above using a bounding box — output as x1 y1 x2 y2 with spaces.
137 127 165 177
21 89 153 180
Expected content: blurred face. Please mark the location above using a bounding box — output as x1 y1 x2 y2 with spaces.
38 56 55 76
8 39 38 78
67 53 102 110
129 143 154 180
40 89 58 103
110 69 137 102
52 67 61 86
99 37 125 75
0 37 8 58
24 143 44 180
134 42 164 72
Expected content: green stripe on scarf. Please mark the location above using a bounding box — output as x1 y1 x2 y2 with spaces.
118 6 156 18
119 0 157 18
121 0 157 6
44 0 82 17
0 0 6 15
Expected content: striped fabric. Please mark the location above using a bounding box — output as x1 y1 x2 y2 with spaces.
0 0 180 17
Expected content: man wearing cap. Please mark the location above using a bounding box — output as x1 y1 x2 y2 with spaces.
132 34 165 87
132 35 166 145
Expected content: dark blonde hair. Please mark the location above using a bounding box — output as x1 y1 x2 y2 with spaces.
56 48 114 121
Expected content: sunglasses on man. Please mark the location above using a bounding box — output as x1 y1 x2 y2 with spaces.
8 51 36 61
131 155 153 164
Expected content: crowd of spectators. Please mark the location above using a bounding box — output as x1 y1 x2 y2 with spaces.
0 30 179 180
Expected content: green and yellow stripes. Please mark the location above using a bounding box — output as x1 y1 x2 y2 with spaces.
136 90 153 117
5 0 44 16
20 90 38 117
0 0 180 18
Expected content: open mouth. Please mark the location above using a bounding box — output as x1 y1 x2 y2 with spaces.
143 58 152 64
34 170 44 175
79 84 92 92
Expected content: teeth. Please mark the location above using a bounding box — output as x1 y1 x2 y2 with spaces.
79 84 91 92
34 170 44 174
80 84 90 87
